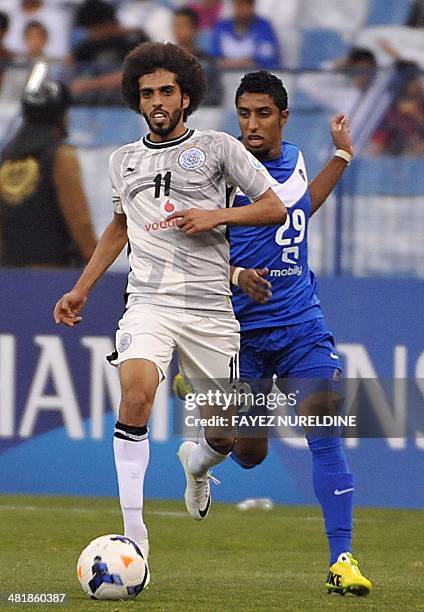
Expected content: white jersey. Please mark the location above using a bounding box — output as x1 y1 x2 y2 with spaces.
109 128 276 315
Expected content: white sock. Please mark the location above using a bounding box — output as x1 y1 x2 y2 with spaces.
113 423 149 544
188 435 229 478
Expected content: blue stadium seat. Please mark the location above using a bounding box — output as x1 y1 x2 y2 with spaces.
291 88 323 111
300 29 348 69
345 157 424 196
69 108 145 147
284 110 330 177
366 0 412 25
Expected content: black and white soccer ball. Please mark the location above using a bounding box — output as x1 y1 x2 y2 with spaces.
77 534 149 600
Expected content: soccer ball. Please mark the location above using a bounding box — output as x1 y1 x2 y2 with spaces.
77 534 149 600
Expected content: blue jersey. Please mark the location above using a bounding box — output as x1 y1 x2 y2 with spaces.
211 16 281 70
230 142 322 331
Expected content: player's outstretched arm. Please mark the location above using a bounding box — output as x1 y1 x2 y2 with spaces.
54 212 128 326
309 113 353 217
166 188 286 235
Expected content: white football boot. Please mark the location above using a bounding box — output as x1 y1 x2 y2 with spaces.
138 537 150 588
177 441 219 520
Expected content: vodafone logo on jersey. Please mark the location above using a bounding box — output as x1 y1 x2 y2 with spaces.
145 199 178 232
160 199 176 216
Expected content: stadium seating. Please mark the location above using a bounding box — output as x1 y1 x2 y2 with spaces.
300 29 348 69
356 25 424 67
298 0 369 34
366 0 412 25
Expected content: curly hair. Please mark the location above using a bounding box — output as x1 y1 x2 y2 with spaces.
122 42 207 120
235 71 288 111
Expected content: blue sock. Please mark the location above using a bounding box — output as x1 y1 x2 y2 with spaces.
229 450 256 469
307 435 353 565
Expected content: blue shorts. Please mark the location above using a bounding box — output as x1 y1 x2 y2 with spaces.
239 317 342 380
237 318 343 428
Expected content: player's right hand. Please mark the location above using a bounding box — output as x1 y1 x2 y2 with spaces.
54 289 87 326
238 268 272 304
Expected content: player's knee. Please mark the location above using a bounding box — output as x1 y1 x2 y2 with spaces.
206 434 235 455
234 445 268 467
120 389 154 424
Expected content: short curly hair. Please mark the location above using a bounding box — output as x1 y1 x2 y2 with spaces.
122 42 207 120
235 71 288 111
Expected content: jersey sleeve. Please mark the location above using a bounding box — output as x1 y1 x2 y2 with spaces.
219 132 276 202
109 151 124 214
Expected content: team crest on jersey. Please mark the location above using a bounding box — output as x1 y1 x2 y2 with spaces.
178 147 205 170
118 333 132 352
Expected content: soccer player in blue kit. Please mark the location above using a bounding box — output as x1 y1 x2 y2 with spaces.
229 71 372 596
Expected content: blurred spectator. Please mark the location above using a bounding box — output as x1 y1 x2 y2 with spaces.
1 0 70 59
21 20 49 61
69 0 149 106
187 0 222 29
172 7 222 105
1 20 55 101
211 0 281 69
297 0 368 35
407 0 424 27
370 62 424 156
0 11 13 87
331 48 377 94
378 37 424 71
187 0 222 51
254 0 300 68
118 0 174 43
0 11 11 61
298 47 377 115
0 79 97 267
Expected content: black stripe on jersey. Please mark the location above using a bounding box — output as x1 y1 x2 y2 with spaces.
225 185 235 208
142 129 194 149
225 185 235 243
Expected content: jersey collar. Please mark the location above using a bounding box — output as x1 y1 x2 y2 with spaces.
142 128 194 150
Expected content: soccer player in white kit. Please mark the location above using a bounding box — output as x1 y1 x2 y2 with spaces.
53 42 287 571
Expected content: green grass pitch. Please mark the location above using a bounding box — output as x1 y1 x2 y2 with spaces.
0 495 423 611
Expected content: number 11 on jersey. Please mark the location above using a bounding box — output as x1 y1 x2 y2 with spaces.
154 171 172 198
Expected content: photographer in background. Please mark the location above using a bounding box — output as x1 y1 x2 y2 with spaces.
0 77 97 267
69 0 149 105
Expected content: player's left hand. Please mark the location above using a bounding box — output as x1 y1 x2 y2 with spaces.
238 268 272 304
331 113 353 157
166 209 221 235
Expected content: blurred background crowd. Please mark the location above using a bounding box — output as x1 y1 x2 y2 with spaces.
0 0 422 156
0 0 423 274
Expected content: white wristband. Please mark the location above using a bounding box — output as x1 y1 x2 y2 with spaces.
231 267 245 286
334 149 353 165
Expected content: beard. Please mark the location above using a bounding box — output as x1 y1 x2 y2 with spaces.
144 107 184 137
250 147 272 161
244 142 273 162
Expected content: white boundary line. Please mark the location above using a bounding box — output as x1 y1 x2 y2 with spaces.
0 503 387 521
0 504 187 517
